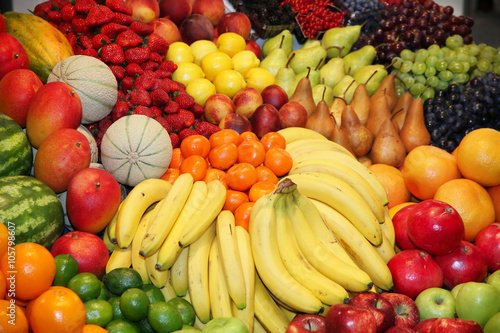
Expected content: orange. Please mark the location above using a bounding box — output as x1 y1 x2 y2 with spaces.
0 270 6 299
388 202 417 219
240 131 259 142
160 168 181 184
169 148 184 169
260 132 286 151
179 155 208 181
264 147 293 177
0 242 56 302
82 324 108 333
226 162 258 192
223 190 250 213
434 178 495 242
456 128 500 187
209 128 242 149
0 223 8 265
180 134 211 158
29 286 86 333
487 185 500 222
203 169 228 188
368 163 411 209
237 139 266 167
208 142 238 170
234 202 255 232
248 181 276 202
0 299 29 333
402 145 461 200
256 165 279 184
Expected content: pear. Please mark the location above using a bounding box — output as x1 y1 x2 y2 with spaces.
329 95 347 127
312 83 334 106
340 105 374 158
295 59 323 88
370 112 407 168
365 92 392 137
353 65 388 96
320 55 345 89
260 35 290 77
306 87 335 138
275 64 298 99
399 96 431 153
343 45 377 76
321 25 362 59
372 72 399 112
262 29 294 58
289 70 317 117
302 38 322 49
289 44 327 75
391 91 413 131
332 75 358 104
349 83 371 125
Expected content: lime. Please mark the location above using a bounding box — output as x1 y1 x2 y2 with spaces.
67 272 102 302
136 317 156 333
120 288 150 322
97 281 111 300
108 296 125 320
216 32 247 57
53 254 79 287
232 50 260 77
200 51 233 82
141 284 166 304
84 299 114 327
105 318 140 333
167 41 195 64
190 40 218 66
213 69 247 99
166 297 196 326
102 267 143 296
185 78 216 107
148 301 184 333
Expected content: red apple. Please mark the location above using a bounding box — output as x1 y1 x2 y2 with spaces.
380 292 420 328
246 39 262 60
0 69 43 128
387 249 444 299
50 231 110 279
179 13 214 45
218 113 252 134
217 12 252 40
233 87 263 119
0 33 30 80
325 302 377 333
430 317 483 333
125 0 160 23
432 240 488 289
352 292 397 333
286 313 326 333
261 84 289 110
204 93 235 125
0 14 6 33
385 326 416 333
158 0 191 25
150 17 181 44
66 168 122 234
392 204 416 251
279 101 309 129
250 103 282 138
414 318 438 333
474 222 500 271
406 200 464 256
192 0 225 26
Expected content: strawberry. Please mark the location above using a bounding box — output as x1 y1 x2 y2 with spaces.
79 32 94 49
179 128 199 141
165 114 185 133
112 100 129 121
97 118 113 140
149 52 163 64
163 100 180 114
116 30 144 48
150 89 170 106
105 0 134 15
159 61 178 73
125 63 144 77
72 17 91 33
91 33 111 49
51 0 70 8
86 5 116 26
146 33 169 54
74 46 85 55
108 65 126 81
132 106 156 117
33 1 52 20
100 22 128 38
124 47 150 64
117 89 126 101
113 12 135 26
130 88 152 106
189 103 205 119
74 0 98 13
130 21 154 36
82 48 99 58
155 116 172 133
179 109 195 128
100 43 125 64
169 132 180 148
133 71 156 90
154 70 172 80
124 92 135 108
47 10 62 24
150 106 163 118
175 93 195 109
121 76 135 92
60 3 76 22
58 22 73 35
195 121 221 138
141 61 160 72
65 32 78 49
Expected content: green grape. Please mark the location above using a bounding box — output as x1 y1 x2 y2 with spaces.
471 68 486 78
438 70 453 82
425 55 438 68
414 74 426 85
436 80 448 91
436 61 448 72
401 49 416 62
415 49 429 63
446 35 464 50
409 82 425 96
479 46 497 62
452 73 469 83
403 76 415 88
437 49 445 60
427 44 441 57
401 60 414 73
462 62 470 73
395 85 405 97
426 76 440 88
445 51 458 62
411 62 427 75
392 57 404 70
456 51 470 63
493 63 500 74
493 53 500 63
468 56 478 67
397 72 411 82
448 61 465 74
466 43 480 56
477 58 492 72
421 87 435 101
424 66 437 78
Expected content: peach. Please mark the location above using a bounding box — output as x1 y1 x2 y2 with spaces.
158 0 192 25
125 0 160 23
192 0 225 26
233 87 263 119
217 12 252 40
150 17 181 44
180 14 214 45
204 93 235 125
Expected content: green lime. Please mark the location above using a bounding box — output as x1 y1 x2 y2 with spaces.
108 296 125 320
52 254 79 287
105 318 140 333
176 325 202 332
67 272 102 302
148 301 184 333
97 281 111 300
84 299 114 327
102 267 143 296
136 317 156 333
120 288 150 322
166 297 196 326
141 284 166 304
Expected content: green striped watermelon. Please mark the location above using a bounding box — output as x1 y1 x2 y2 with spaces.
0 175 64 248
0 113 33 177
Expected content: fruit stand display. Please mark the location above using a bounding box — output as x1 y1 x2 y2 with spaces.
0 0 500 332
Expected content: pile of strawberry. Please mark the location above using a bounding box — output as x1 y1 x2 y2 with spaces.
34 0 220 149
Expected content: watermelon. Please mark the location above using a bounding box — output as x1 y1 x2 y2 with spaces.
0 113 33 177
0 175 64 248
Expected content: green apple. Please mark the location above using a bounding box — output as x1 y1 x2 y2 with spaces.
455 282 500 328
484 312 500 333
202 317 249 333
487 270 500 291
450 283 465 299
415 287 456 320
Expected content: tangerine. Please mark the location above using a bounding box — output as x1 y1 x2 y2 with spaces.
248 181 276 202
260 132 286 151
264 147 293 177
203 169 228 188
180 135 211 158
223 190 250 213
160 168 181 184
234 202 255 232
256 165 279 184
208 142 238 170
487 185 500 222
237 140 266 167
0 299 29 333
179 155 208 181
208 128 242 149
226 162 258 192
368 163 411 209
168 148 184 169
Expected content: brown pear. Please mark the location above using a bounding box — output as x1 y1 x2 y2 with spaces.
349 83 371 125
399 96 431 153
328 113 356 156
289 69 317 117
329 96 347 127
340 105 374 158
365 92 392 137
391 91 413 131
306 89 335 138
370 112 407 168
372 73 398 111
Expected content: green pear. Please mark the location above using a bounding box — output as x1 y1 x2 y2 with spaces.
295 60 322 88
275 58 298 99
343 45 377 76
320 56 346 89
289 44 326 75
353 64 388 96
262 29 294 58
312 84 334 106
301 38 322 49
321 25 362 59
260 46 289 77
332 75 358 104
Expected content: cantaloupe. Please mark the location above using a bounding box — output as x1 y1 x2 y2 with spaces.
100 115 173 187
47 55 118 124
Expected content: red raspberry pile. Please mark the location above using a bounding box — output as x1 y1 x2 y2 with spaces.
34 0 220 149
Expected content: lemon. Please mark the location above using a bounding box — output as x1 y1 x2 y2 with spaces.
172 62 205 86
216 32 247 57
245 67 276 93
185 78 217 107
232 50 261 77
200 51 233 82
166 42 195 64
84 299 114 327
213 69 247 99
190 40 218 66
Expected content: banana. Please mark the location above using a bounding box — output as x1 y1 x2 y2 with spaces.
254 273 290 333
102 224 116 253
311 199 394 291
170 246 189 297
249 188 324 314
290 159 385 222
285 191 373 293
372 233 397 264
282 173 383 246
291 150 389 205
187 222 215 324
159 270 177 302
106 243 132 274
277 127 328 145
145 250 169 288
131 207 156 285
277 303 298 323
208 236 233 319
116 178 172 248
285 138 355 160
381 207 396 247
216 210 246 310
183 290 206 331
106 201 123 245
140 173 194 257
253 317 267 333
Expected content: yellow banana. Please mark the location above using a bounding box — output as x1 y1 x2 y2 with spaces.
145 250 169 288
170 246 189 297
106 243 132 274
254 273 290 333
116 178 172 248
208 236 233 319
373 233 397 264
254 317 268 333
183 290 206 331
381 207 396 247
106 201 123 245
285 138 355 160
140 173 194 257
277 127 328 145
159 270 177 302
131 208 155 285
102 224 116 253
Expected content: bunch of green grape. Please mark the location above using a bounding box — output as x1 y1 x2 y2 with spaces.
391 34 500 101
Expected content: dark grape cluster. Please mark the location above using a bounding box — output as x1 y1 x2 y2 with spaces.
424 73 500 152
238 0 296 37
342 0 384 15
